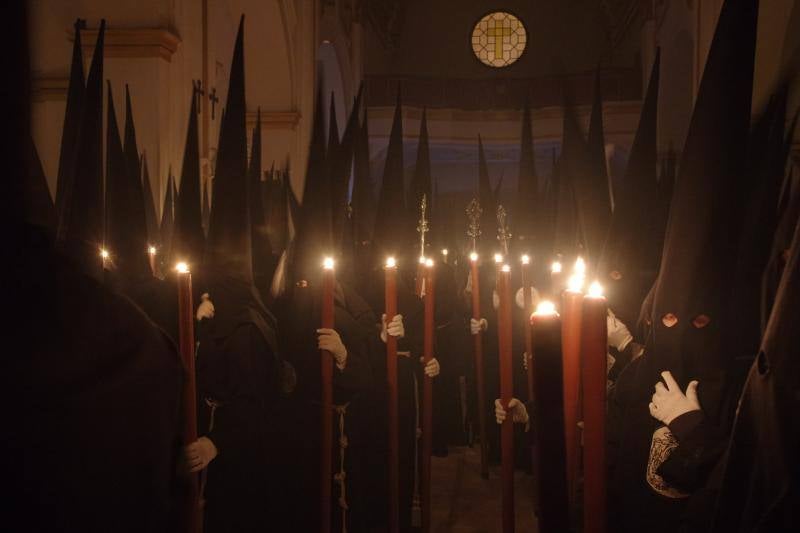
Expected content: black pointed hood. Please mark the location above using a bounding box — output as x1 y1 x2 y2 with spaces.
477 135 496 254
105 82 150 281
159 171 176 262
352 106 375 247
123 85 140 191
374 88 407 256
266 166 289 257
515 98 538 249
55 19 86 219
171 86 205 269
205 15 252 283
202 176 211 236
57 19 105 279
331 86 362 256
249 108 275 293
141 153 159 247
598 51 660 325
645 0 759 421
26 137 56 234
409 108 432 216
553 101 585 259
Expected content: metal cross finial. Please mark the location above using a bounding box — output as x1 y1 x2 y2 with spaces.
192 80 204 114
209 88 219 119
417 194 429 258
496 205 511 255
466 198 482 252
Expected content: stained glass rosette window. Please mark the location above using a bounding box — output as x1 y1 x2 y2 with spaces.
472 12 527 68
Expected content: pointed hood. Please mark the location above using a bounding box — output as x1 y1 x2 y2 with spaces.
477 135 496 253
141 153 159 247
123 85 141 191
55 19 86 219
171 85 205 269
598 51 661 325
515 98 538 248
645 0 759 421
374 88 407 256
205 15 252 283
26 137 56 234
57 19 105 279
202 176 211 236
249 108 276 292
159 171 176 262
553 101 585 259
654 144 676 257
352 106 375 247
409 108 432 215
266 166 289 256
331 86 363 255
105 82 150 281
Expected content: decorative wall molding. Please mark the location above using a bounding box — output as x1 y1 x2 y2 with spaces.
246 110 301 130
72 28 181 62
31 77 68 102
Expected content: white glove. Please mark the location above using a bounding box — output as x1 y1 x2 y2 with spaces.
649 371 701 425
185 436 218 473
420 357 440 377
470 318 488 335
522 351 531 372
514 286 541 310
196 293 215 321
317 328 348 370
495 398 529 429
607 309 633 352
380 314 405 343
492 290 500 310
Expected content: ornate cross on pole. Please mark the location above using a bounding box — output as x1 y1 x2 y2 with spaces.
496 204 511 256
466 198 482 253
208 88 219 119
417 194 429 260
192 80 204 114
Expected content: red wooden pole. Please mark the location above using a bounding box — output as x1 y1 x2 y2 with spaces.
530 303 570 532
469 254 489 479
581 285 607 533
498 265 515 533
176 264 200 533
520 256 534 405
320 258 335 533
560 287 583 502
421 261 435 533
385 258 400 533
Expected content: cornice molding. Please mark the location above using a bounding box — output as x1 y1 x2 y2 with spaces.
72 28 181 62
246 110 301 130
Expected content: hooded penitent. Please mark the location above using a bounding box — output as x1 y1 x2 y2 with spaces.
608 3 759 532
515 98 538 252
598 51 660 326
159 170 176 266
205 15 252 284
104 83 151 283
141 153 160 249
331 86 362 258
409 108 433 250
26 137 56 236
54 19 85 221
171 85 205 270
373 89 407 257
57 20 105 280
477 135 497 255
553 98 586 259
249 108 277 297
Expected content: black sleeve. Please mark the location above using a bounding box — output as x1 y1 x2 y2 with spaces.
331 309 373 399
655 410 728 493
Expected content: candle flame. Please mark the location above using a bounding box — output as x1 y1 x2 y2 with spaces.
521 254 530 265
494 253 503 264
501 264 511 273
386 257 397 268
419 255 426 264
441 249 448 256
175 262 189 274
533 300 558 316
551 261 562 274
147 245 157 256
469 252 479 262
587 281 604 298
574 256 586 276
323 257 335 270
567 274 584 293
425 258 434 268
100 248 109 259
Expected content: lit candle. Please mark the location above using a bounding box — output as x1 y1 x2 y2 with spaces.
561 260 584 503
581 281 607 533
320 257 335 533
550 259 564 296
175 261 200 531
441 248 449 264
148 245 157 276
469 251 489 479
100 247 110 270
530 301 569 532
384 257 400 533
420 258 435 533
497 264 515 533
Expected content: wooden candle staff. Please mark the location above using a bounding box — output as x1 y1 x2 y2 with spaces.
561 259 585 502
581 282 608 533
176 262 200 533
320 258 335 533
421 258 435 533
520 255 534 406
385 257 400 533
498 264 515 533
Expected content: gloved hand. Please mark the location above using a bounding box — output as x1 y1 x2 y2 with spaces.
470 318 488 335
196 293 215 321
317 328 348 370
522 351 530 371
649 371 701 425
607 309 633 352
185 436 218 473
494 398 529 428
515 286 541 310
380 314 405 343
420 357 440 377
